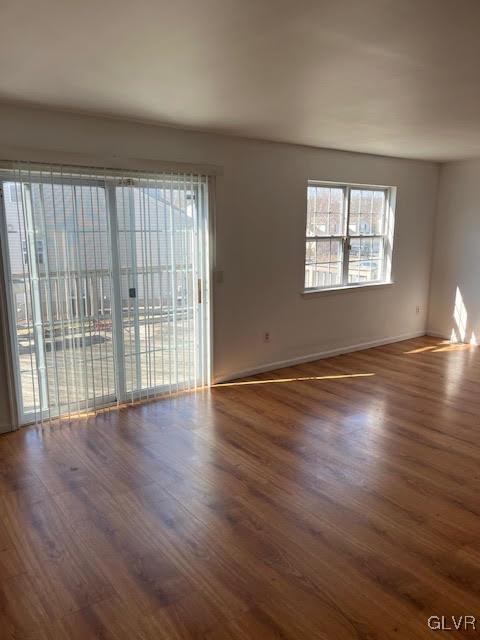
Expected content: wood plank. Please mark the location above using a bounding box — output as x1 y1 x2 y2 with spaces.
1 335 479 638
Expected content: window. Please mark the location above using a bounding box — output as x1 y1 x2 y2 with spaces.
304 181 395 291
22 238 44 265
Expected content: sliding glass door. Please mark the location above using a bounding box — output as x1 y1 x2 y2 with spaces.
0 164 210 425
113 176 210 401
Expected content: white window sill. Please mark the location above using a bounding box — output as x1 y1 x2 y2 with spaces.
302 281 394 298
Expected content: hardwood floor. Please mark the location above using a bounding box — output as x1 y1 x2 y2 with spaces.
2 335 480 639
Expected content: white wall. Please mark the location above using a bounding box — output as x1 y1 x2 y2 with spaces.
428 160 480 342
0 104 439 430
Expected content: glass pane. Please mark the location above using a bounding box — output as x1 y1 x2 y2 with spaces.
349 238 361 260
4 179 115 418
307 186 345 237
348 259 383 284
117 182 200 396
328 213 343 235
305 239 343 289
349 237 384 262
305 238 343 264
371 237 384 259
305 262 343 289
349 189 385 235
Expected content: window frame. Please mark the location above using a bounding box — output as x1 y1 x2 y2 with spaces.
303 180 396 293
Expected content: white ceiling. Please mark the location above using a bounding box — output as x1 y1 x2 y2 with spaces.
2 0 480 161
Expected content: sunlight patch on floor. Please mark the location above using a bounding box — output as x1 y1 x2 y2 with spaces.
213 373 375 388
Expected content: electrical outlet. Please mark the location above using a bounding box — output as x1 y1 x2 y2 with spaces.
263 331 271 343
416 305 421 315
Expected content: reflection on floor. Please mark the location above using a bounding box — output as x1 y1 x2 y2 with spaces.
1 335 479 639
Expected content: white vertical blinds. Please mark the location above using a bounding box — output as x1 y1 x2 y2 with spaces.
0 162 210 425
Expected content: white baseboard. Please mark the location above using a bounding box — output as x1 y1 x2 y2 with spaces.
426 329 450 340
214 330 426 384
